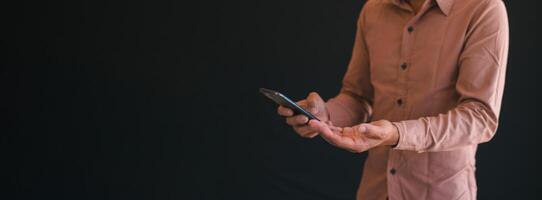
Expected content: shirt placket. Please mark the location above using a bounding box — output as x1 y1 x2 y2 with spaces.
397 16 415 120
388 2 436 200
397 2 433 118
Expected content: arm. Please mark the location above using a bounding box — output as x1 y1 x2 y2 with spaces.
393 0 509 153
326 7 374 127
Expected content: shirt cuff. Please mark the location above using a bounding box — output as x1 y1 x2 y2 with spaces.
392 120 425 153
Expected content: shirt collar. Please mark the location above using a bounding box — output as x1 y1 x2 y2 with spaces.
385 0 455 16
435 0 454 16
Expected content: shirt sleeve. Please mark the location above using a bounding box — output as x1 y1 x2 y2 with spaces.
326 6 374 127
393 0 509 152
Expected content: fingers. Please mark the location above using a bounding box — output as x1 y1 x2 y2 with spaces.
307 92 322 102
278 92 321 117
286 115 309 125
305 92 322 113
329 125 343 132
310 121 372 153
277 92 327 140
308 120 347 147
277 105 294 117
293 125 318 138
306 92 318 110
357 125 367 133
342 127 355 136
296 99 317 114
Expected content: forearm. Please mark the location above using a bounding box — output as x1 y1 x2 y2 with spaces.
327 7 373 128
326 92 372 127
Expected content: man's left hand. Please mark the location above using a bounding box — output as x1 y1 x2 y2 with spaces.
308 120 399 153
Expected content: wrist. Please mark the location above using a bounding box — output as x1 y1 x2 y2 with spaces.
385 122 400 147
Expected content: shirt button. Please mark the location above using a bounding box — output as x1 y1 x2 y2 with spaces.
401 63 407 70
407 26 414 33
390 168 396 175
396 98 403 106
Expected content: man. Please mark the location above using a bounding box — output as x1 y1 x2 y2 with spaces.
277 0 509 199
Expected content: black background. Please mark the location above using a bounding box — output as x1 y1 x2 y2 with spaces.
2 0 540 199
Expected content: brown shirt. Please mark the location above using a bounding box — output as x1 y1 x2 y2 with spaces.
325 0 509 199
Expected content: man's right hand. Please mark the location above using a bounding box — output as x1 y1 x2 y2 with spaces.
277 92 330 138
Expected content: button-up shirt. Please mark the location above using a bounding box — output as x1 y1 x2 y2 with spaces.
325 0 509 199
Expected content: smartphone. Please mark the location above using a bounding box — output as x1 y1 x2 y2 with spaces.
259 88 320 121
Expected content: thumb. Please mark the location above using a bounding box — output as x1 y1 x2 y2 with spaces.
357 124 383 138
306 92 322 113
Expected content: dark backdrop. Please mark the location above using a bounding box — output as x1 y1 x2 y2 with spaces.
2 0 540 199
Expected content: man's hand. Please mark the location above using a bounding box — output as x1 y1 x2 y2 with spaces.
277 92 329 138
308 119 399 153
